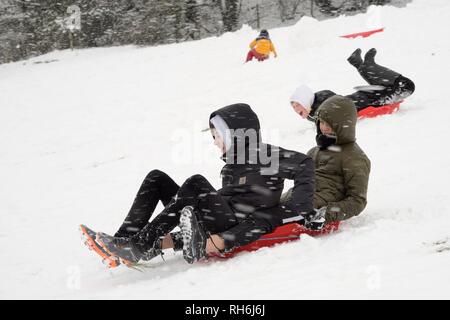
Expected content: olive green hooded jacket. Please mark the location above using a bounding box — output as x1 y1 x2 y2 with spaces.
282 95 371 222
308 95 371 222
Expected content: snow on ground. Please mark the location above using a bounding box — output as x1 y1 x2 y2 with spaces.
1 0 450 299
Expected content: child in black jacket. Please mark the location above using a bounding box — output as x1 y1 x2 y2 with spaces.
82 104 315 267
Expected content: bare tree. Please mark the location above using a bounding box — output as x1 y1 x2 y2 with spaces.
277 0 303 23
0 0 401 64
216 0 241 32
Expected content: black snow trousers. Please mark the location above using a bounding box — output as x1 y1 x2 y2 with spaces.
115 170 278 253
115 170 248 253
347 76 415 110
115 170 180 238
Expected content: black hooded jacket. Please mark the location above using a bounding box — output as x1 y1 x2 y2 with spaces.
209 104 315 218
308 90 337 122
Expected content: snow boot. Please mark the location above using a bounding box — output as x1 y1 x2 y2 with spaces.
347 48 363 68
171 231 185 251
140 241 163 262
363 47 377 64
304 208 327 231
140 232 184 261
96 232 144 267
179 206 207 264
79 224 120 268
357 48 401 86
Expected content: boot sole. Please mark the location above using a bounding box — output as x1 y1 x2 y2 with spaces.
96 232 136 268
79 225 120 268
180 207 196 264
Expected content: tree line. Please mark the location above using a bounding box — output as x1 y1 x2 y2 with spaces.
0 0 396 64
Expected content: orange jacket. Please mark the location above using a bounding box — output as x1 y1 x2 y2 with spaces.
249 39 277 56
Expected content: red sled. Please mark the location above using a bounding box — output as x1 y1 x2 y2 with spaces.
357 101 402 119
340 27 384 39
210 221 341 259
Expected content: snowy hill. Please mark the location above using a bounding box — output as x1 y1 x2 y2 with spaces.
1 0 449 299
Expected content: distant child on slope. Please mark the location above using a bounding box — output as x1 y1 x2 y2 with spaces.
245 29 277 62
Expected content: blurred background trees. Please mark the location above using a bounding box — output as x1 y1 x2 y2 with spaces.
0 0 408 64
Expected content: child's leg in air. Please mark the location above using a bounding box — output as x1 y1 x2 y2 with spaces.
346 48 415 109
347 76 415 110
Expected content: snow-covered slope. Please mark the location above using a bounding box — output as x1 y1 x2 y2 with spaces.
1 0 449 299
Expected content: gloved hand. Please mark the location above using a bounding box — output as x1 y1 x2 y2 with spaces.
304 207 327 231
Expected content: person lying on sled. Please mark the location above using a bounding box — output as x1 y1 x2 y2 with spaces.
282 95 371 227
290 48 415 121
245 29 278 62
81 103 316 267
